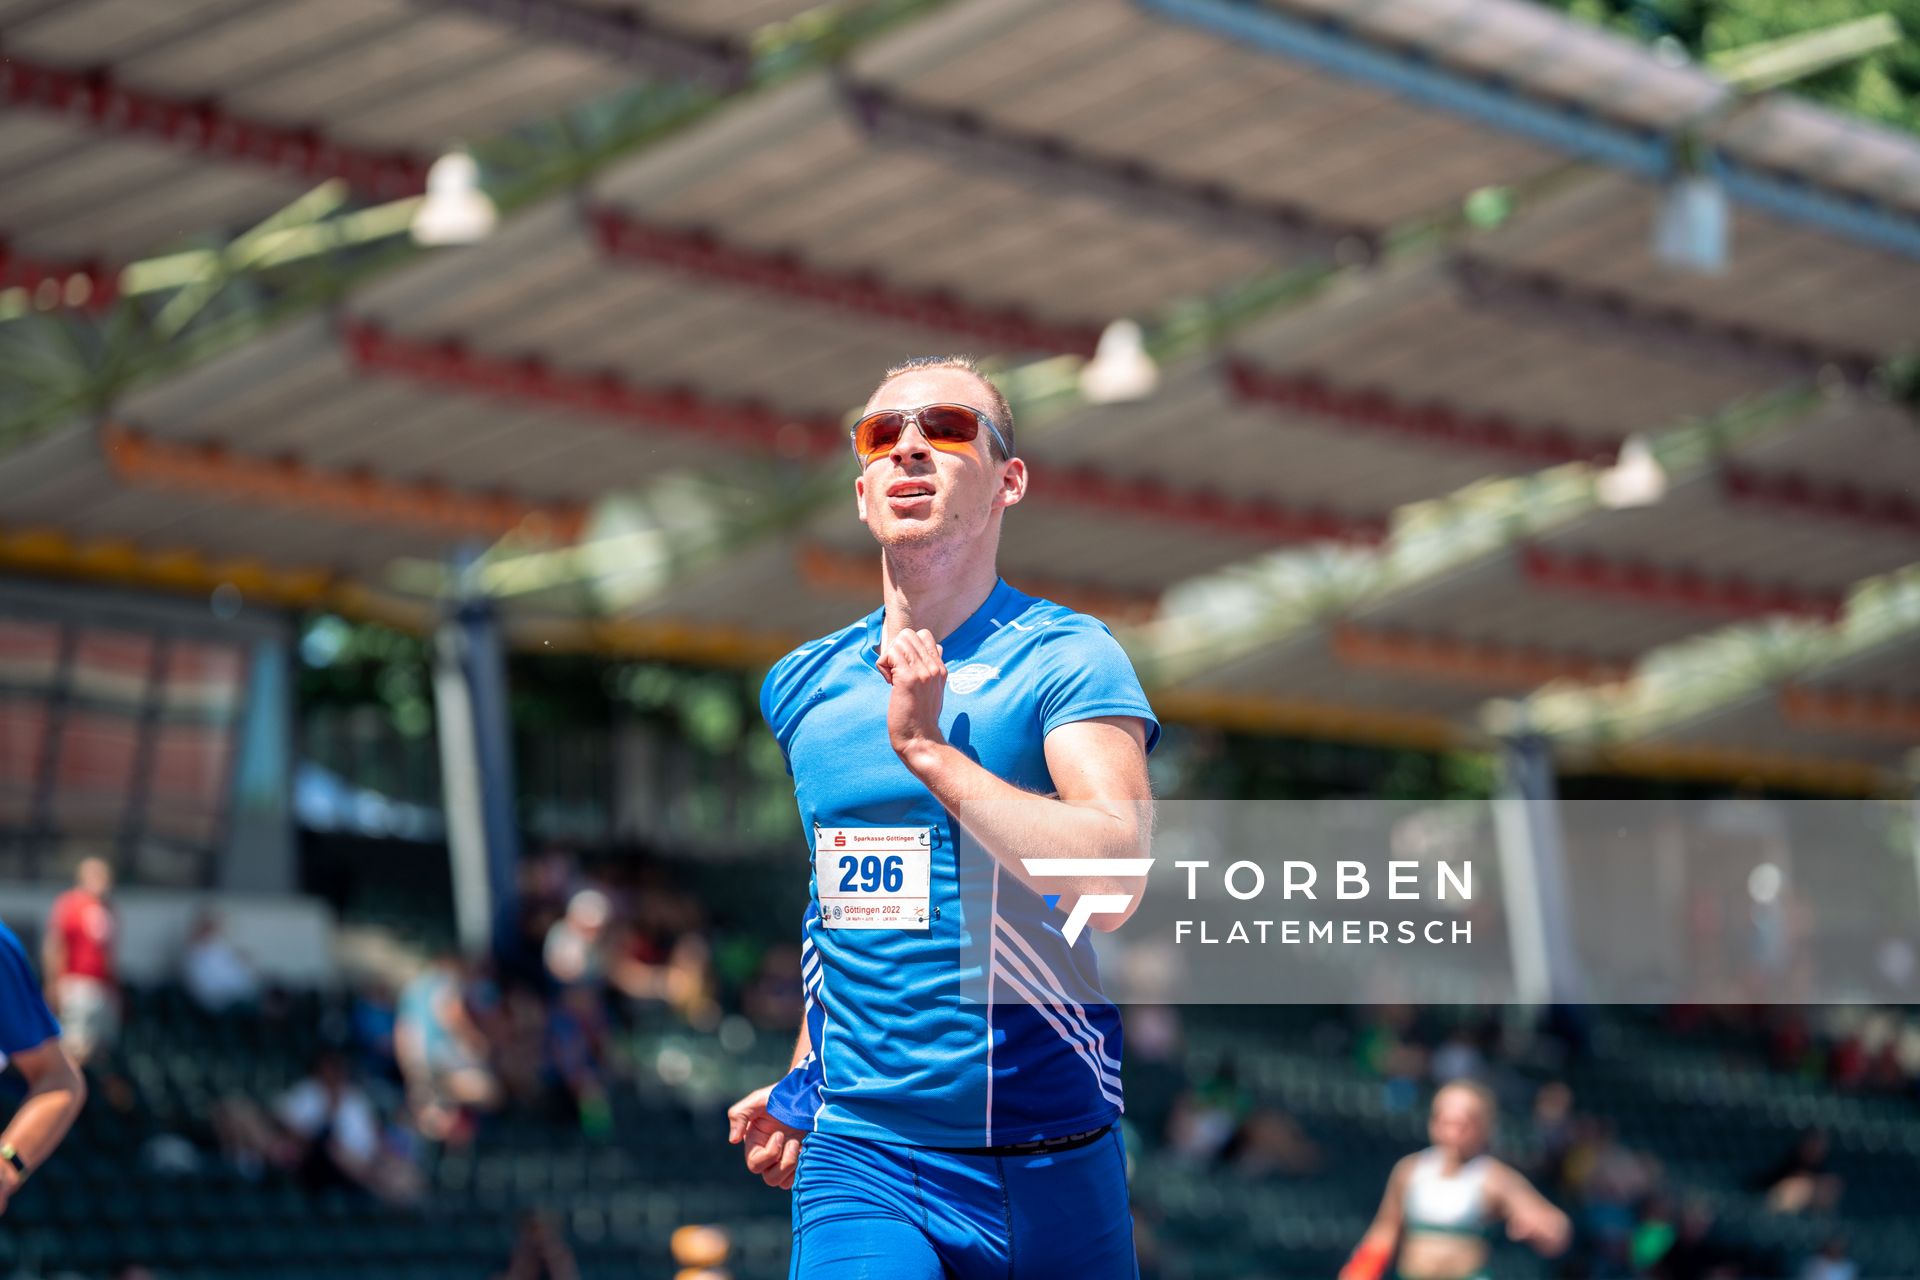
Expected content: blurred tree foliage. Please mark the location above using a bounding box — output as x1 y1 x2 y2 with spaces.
1547 0 1920 135
297 614 435 737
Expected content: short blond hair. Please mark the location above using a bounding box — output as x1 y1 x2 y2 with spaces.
871 355 1015 461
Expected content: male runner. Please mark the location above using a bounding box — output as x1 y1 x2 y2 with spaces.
727 356 1156 1278
0 918 88 1214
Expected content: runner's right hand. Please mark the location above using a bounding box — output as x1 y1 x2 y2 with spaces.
728 1084 804 1190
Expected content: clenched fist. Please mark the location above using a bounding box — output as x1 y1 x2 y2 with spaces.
877 628 947 769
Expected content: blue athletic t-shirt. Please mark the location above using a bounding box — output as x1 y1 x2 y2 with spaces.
761 578 1158 1148
0 921 60 1071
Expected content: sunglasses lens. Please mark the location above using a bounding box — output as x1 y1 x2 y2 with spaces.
854 411 905 459
918 405 982 447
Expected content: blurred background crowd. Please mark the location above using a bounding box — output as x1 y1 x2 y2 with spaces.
2 0 1919 1275
13 818 1920 1280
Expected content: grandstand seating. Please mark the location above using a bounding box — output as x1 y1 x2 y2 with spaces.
4 964 1910 1278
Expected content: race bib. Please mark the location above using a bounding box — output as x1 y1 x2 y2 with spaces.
815 826 933 930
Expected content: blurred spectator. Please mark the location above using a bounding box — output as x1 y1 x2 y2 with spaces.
1632 1195 1679 1276
546 983 612 1138
1529 1080 1576 1191
180 910 262 1014
617 879 722 1029
669 1223 731 1280
1802 1236 1857 1280
739 943 803 1032
213 1050 423 1205
1227 1107 1320 1177
1564 1117 1660 1257
1165 1059 1246 1165
1161 1056 1317 1176
1651 1200 1731 1280
44 856 120 1066
1126 1004 1184 1066
1754 1128 1842 1214
396 952 502 1141
1354 1007 1426 1114
483 981 552 1110
544 889 615 989
1429 1027 1487 1086
496 1211 580 1280
350 977 401 1085
498 850 576 992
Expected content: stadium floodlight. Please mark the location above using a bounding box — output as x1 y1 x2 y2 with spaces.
411 152 497 246
1594 434 1668 510
1654 172 1729 275
1078 319 1159 404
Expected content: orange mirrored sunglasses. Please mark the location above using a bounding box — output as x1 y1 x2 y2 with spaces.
850 403 1011 466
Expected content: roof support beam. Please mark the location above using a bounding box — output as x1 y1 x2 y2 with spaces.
0 522 336 605
340 318 846 456
0 240 117 311
839 79 1379 262
1520 542 1847 621
1136 0 1668 175
102 423 586 541
1452 254 1880 384
1779 683 1920 739
586 206 1102 355
343 320 1368 547
1332 621 1630 688
1226 357 1613 466
1137 0 1920 263
1042 466 1386 546
414 0 749 90
1721 462 1920 538
0 54 428 198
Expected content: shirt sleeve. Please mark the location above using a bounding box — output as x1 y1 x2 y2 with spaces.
766 901 822 1131
759 654 800 777
1033 619 1161 754
0 924 59 1056
334 1096 379 1163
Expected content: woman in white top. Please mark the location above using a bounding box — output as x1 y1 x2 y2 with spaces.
1342 1080 1570 1280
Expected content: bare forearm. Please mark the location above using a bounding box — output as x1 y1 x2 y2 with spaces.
901 743 1148 900
2 1073 85 1171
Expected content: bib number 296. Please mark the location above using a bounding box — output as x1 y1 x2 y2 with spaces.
814 826 933 930
838 853 906 894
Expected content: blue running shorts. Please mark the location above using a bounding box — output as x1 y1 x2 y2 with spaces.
789 1128 1138 1280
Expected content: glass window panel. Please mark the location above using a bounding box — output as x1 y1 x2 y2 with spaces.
0 695 47 786
69 629 154 709
163 642 245 719
50 710 140 834
148 722 233 815
0 619 61 687
0 696 47 829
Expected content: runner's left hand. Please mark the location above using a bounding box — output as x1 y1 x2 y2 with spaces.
878 628 947 767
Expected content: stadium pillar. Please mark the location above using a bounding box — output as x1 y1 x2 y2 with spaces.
1492 716 1586 1007
432 549 520 959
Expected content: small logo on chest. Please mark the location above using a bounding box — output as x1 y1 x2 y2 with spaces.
947 663 1000 695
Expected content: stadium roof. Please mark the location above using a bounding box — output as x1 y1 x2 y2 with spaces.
2 0 1917 789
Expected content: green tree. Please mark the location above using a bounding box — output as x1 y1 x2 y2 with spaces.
1547 0 1920 135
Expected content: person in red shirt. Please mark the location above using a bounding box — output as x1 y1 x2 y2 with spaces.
43 858 118 1067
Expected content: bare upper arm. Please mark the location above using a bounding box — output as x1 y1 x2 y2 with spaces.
9 1037 81 1093
1371 1154 1415 1230
1483 1158 1548 1215
1041 715 1152 820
